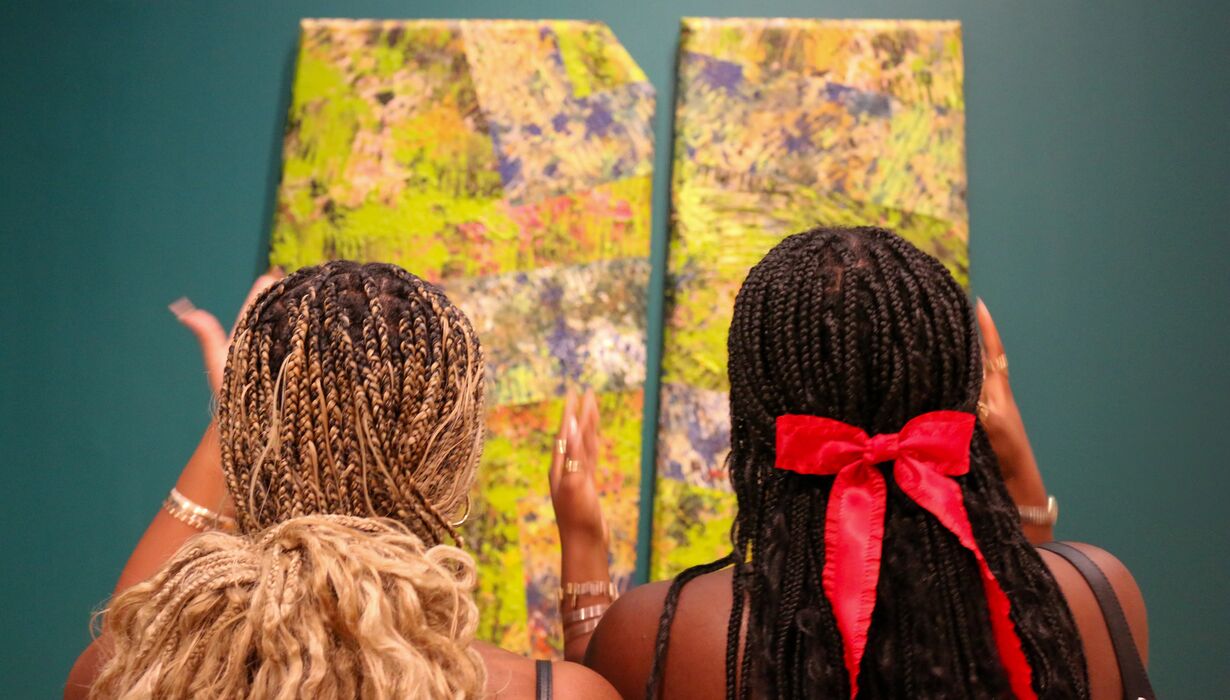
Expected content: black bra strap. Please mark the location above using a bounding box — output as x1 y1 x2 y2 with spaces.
535 659 553 700
1038 542 1154 700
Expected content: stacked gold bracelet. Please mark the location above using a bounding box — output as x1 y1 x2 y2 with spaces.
1018 495 1059 527
559 580 617 642
163 487 238 533
558 580 618 608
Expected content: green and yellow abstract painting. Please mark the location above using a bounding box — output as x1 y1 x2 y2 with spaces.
269 18 654 656
652 18 969 579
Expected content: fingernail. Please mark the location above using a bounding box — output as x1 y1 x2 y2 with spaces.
568 416 578 438
168 297 195 319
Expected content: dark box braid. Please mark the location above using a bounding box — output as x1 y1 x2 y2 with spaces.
647 228 1088 699
218 261 485 548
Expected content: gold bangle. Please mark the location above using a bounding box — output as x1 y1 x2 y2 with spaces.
563 617 601 640
986 354 1009 375
562 603 609 624
163 487 238 533
558 580 617 608
1018 495 1058 527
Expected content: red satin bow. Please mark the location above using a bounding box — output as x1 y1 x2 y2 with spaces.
775 411 1036 699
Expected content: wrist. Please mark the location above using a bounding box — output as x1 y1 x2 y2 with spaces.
1003 462 1047 509
175 420 233 518
559 524 606 551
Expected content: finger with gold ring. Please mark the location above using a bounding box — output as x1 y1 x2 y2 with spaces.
564 458 581 474
977 401 990 420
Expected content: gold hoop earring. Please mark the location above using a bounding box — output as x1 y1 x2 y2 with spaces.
451 495 472 527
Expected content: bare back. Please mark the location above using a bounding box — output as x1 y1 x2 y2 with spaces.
586 543 1147 700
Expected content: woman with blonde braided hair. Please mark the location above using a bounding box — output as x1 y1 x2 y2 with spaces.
66 261 619 699
218 260 484 542
91 516 486 699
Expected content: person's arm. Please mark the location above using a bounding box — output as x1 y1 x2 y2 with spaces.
977 299 1054 544
549 388 616 662
114 422 233 589
65 422 233 699
65 272 280 699
108 272 280 590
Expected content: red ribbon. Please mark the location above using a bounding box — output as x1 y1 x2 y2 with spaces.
775 411 1036 699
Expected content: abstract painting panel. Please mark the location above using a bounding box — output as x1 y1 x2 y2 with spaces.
653 18 968 579
269 18 654 655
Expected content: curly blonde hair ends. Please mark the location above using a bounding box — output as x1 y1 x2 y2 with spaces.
91 516 486 700
218 262 485 546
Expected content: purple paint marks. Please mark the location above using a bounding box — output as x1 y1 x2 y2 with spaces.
584 103 614 138
825 82 892 118
782 114 815 154
685 411 730 466
497 154 523 187
547 316 585 382
695 54 744 94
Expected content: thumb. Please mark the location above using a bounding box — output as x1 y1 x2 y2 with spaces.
170 298 228 395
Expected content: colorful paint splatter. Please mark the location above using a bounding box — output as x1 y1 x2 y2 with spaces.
269 18 653 655
652 19 969 579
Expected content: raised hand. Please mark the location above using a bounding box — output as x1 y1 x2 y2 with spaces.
548 387 609 549
977 299 1053 543
169 268 283 396
548 387 614 661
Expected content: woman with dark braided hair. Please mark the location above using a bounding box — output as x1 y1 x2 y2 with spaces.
585 227 1148 699
66 261 619 699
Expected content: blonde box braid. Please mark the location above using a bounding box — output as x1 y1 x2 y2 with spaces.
90 515 486 699
218 261 485 546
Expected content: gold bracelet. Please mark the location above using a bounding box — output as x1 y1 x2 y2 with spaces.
163 487 238 533
558 580 618 608
1018 495 1058 527
562 603 609 624
563 617 601 640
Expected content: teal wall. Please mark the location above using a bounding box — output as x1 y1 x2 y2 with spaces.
3 1 1226 697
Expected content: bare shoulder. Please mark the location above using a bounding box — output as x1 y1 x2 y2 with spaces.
586 570 736 700
1039 542 1148 661
584 580 672 699
554 661 622 700
475 641 620 699
1065 542 1149 661
602 579 673 631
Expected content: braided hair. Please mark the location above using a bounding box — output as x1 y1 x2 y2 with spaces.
218 261 485 547
647 227 1088 699
91 515 486 699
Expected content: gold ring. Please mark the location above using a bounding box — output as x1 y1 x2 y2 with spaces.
556 439 567 455
986 354 1009 375
564 459 581 474
977 401 990 420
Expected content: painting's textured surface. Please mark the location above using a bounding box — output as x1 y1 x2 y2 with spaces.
270 19 653 656
653 18 968 579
